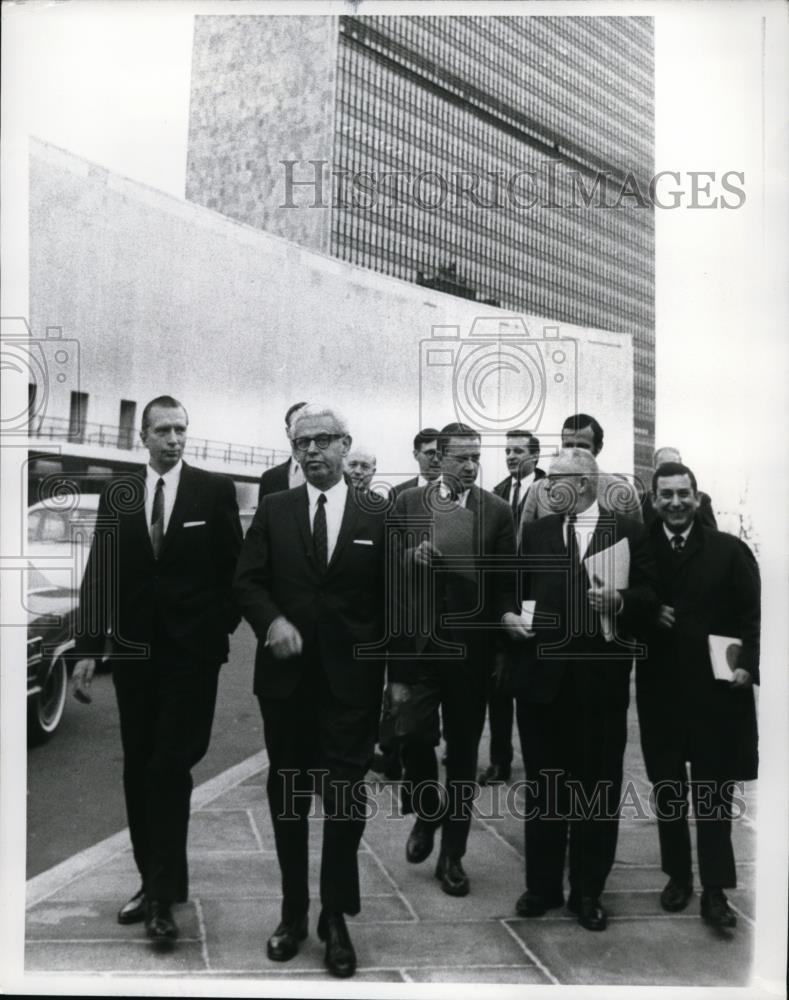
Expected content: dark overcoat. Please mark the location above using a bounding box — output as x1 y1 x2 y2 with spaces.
635 520 760 781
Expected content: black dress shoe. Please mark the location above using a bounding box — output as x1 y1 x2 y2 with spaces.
515 889 564 917
478 763 512 786
145 900 178 943
317 910 356 978
434 855 470 897
660 877 694 913
568 895 608 931
406 819 436 864
117 888 146 925
701 888 737 928
266 914 308 962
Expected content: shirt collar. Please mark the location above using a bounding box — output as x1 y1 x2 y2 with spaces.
567 499 599 522
663 522 694 544
306 476 348 505
438 476 470 506
146 459 182 488
512 471 535 489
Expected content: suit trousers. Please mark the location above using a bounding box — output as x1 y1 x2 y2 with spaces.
258 657 378 920
515 664 628 900
399 649 488 859
485 653 514 769
112 643 221 904
650 759 737 889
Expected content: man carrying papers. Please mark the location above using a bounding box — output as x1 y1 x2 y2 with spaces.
504 448 658 931
636 461 760 930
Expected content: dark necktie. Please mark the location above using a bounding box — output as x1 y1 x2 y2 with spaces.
511 478 521 521
150 477 165 559
672 534 685 554
313 493 328 572
566 513 585 631
565 512 579 562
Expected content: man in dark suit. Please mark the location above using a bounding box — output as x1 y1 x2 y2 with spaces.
504 447 658 931
234 404 388 978
257 400 307 504
640 447 717 528
72 396 242 944
636 461 759 929
390 427 442 498
390 423 517 897
478 429 546 786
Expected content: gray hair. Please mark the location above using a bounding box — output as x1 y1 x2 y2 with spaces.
653 446 681 466
291 403 350 437
549 447 599 479
347 446 377 466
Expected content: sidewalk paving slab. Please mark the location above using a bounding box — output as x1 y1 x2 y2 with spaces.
25 695 758 987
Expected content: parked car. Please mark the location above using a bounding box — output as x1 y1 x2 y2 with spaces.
26 494 101 745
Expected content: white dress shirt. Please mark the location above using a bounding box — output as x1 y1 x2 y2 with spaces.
307 477 348 562
564 500 600 559
510 470 535 499
145 460 182 535
663 522 694 547
437 477 470 508
288 458 305 489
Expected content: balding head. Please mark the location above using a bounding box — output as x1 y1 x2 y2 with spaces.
653 446 682 467
547 448 599 514
346 447 377 491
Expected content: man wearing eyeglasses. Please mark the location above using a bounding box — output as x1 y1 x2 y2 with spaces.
504 448 658 932
234 404 388 979
391 427 443 497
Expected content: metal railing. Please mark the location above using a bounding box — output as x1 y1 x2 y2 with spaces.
29 416 289 470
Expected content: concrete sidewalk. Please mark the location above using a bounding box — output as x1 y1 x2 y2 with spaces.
25 701 757 986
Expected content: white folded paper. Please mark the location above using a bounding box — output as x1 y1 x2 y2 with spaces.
520 599 536 631
583 538 630 641
708 634 742 681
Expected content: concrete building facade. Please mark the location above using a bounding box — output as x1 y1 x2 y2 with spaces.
185 14 654 483
28 138 635 503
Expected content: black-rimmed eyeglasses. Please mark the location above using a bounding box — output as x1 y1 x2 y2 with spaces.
292 434 344 452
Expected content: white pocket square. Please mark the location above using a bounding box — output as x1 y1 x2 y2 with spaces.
183 520 206 528
353 538 374 546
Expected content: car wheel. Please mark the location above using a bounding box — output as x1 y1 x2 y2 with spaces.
27 655 67 746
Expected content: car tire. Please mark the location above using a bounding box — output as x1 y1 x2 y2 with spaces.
27 655 67 746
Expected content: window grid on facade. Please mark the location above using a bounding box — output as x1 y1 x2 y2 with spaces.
332 14 654 477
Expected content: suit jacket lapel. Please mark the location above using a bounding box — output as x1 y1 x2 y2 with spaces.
293 485 316 570
583 509 620 561
158 462 191 560
130 466 153 559
466 485 481 557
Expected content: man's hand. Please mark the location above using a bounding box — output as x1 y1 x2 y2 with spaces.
587 574 624 614
265 615 303 659
730 668 753 689
72 658 96 704
388 682 412 707
412 541 441 567
502 611 535 640
656 604 676 629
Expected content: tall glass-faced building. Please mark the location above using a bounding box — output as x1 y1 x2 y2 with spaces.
187 15 655 479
